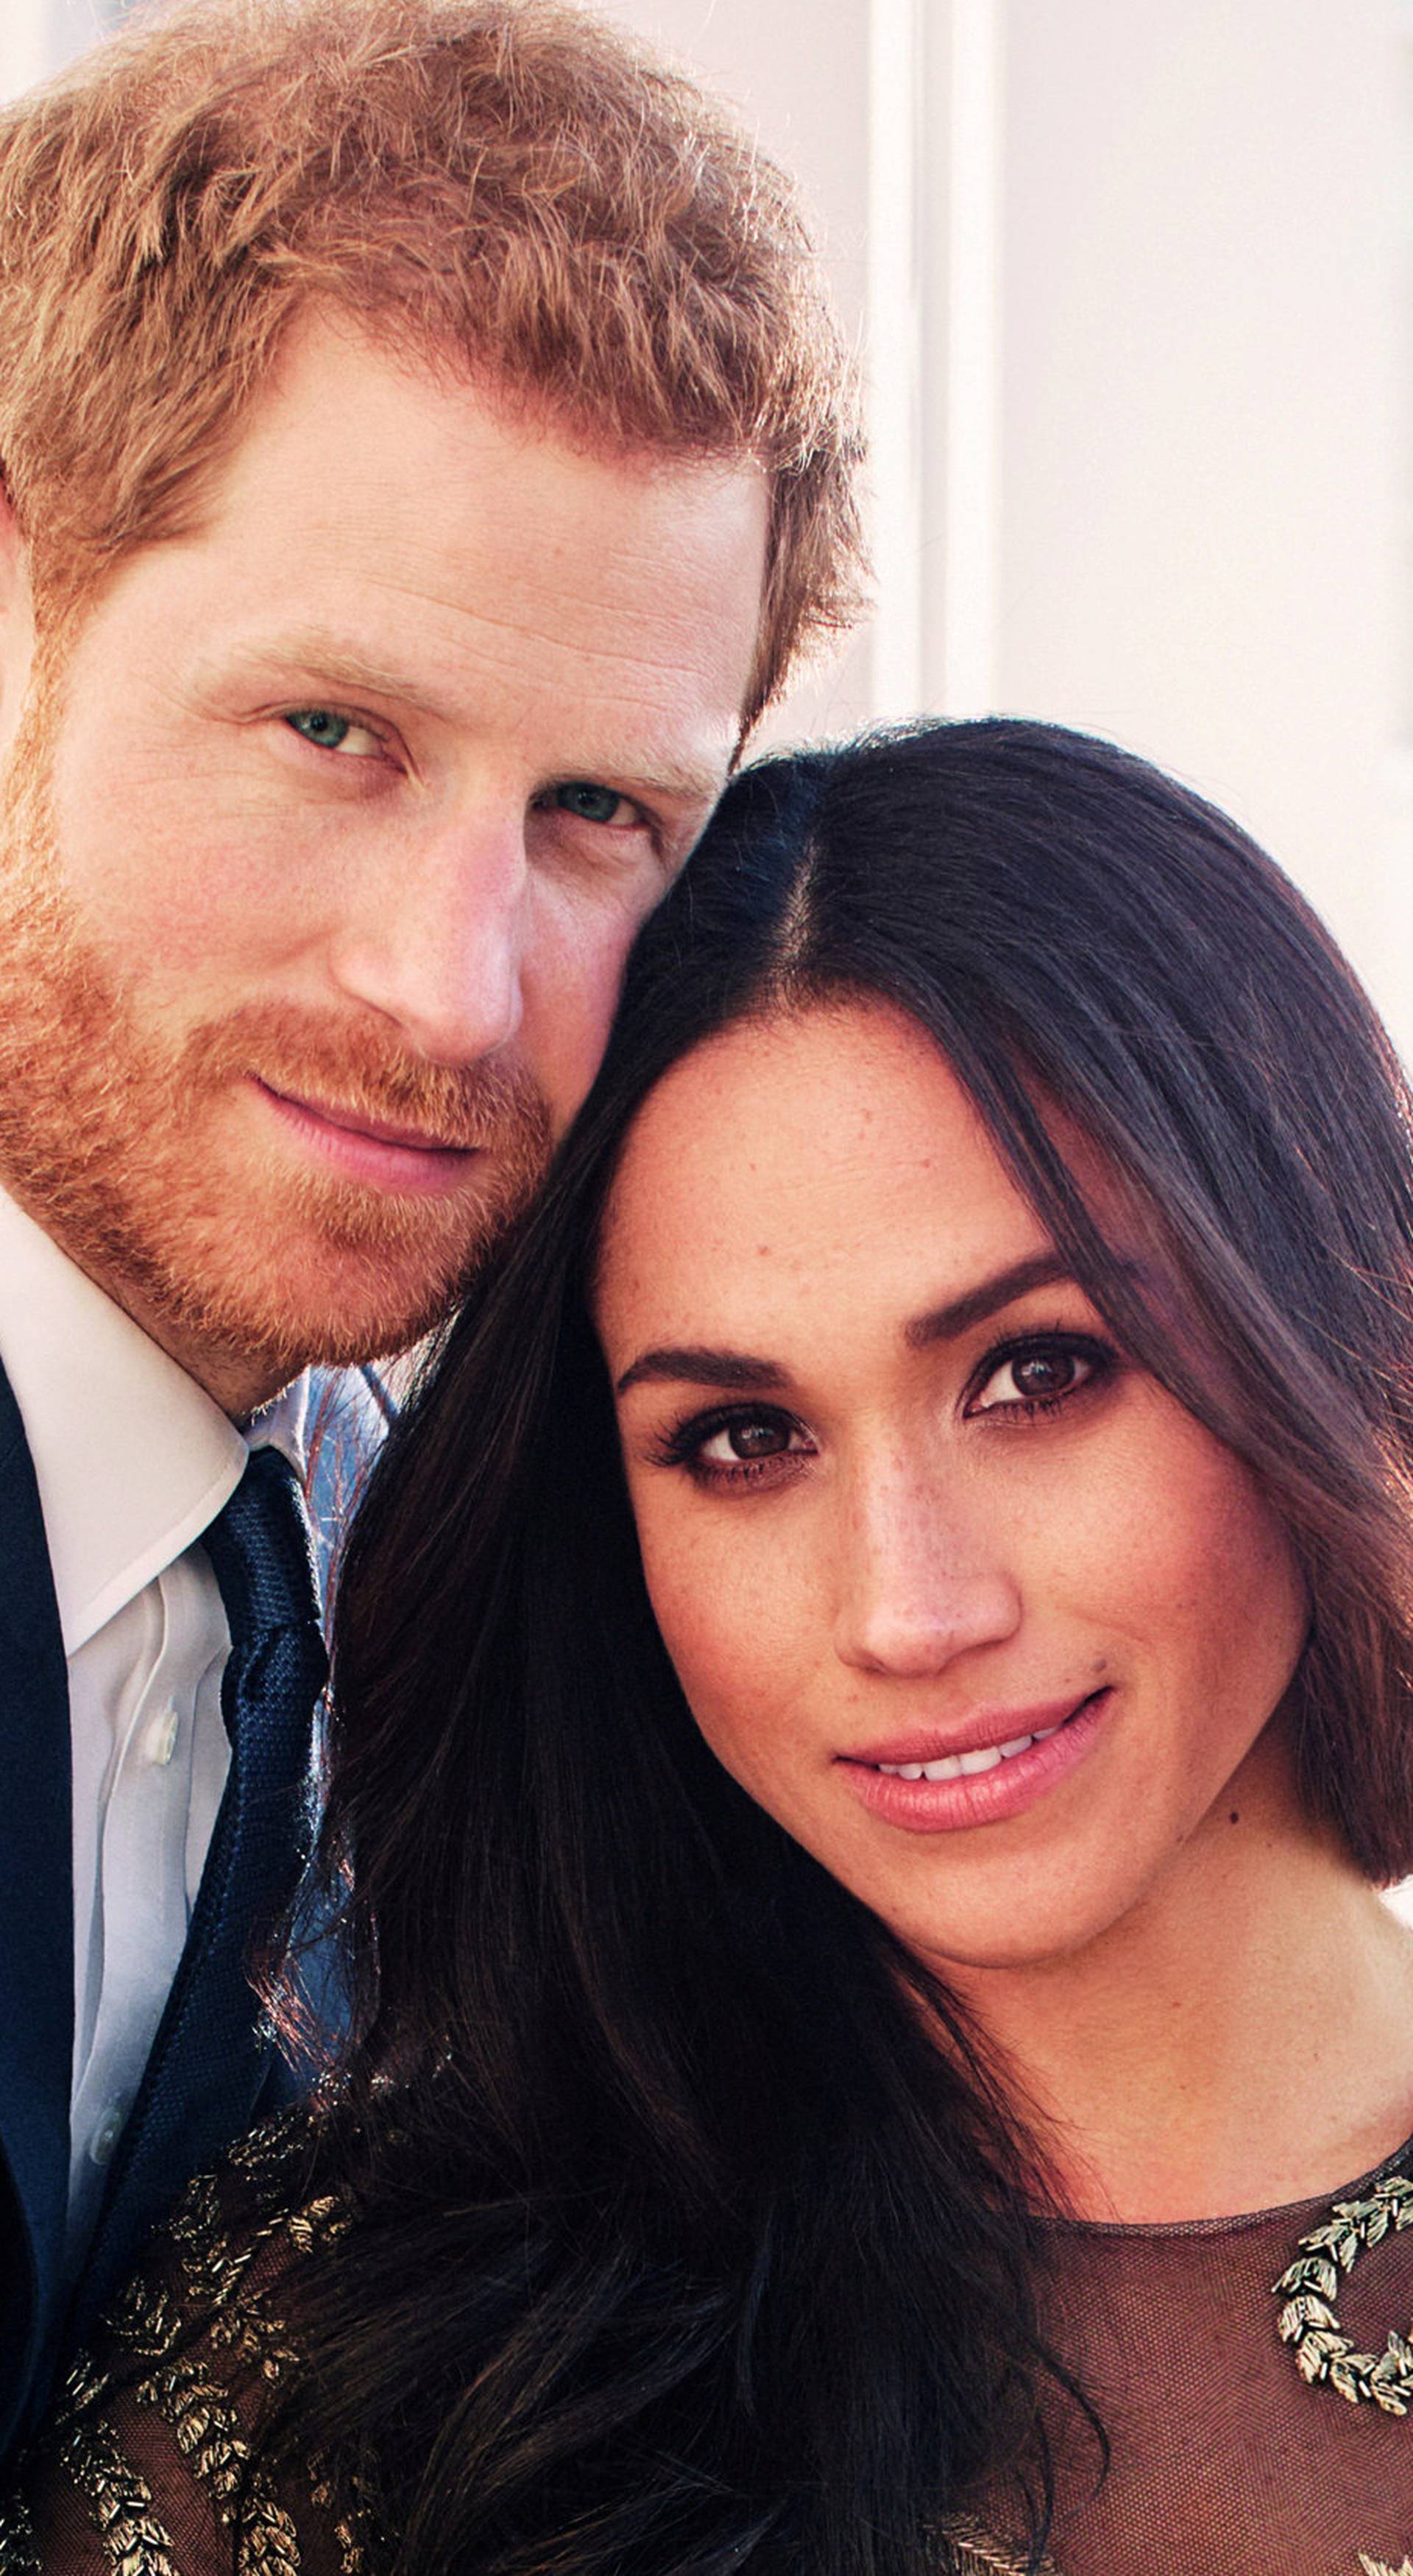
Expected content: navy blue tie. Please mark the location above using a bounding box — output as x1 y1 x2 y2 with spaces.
74 1446 328 2335
198 1443 330 1967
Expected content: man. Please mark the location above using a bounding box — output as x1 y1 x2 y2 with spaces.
0 0 862 2455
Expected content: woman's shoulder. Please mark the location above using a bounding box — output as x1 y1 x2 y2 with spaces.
0 2106 377 2575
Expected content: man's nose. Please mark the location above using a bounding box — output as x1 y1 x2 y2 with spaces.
328 815 528 1065
831 1452 1021 1677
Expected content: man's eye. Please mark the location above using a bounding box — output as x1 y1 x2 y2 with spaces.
284 708 382 758
553 780 637 827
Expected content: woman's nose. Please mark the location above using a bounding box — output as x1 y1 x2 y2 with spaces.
830 1459 1021 1677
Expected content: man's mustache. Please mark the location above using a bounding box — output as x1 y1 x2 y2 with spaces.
180 1002 551 1158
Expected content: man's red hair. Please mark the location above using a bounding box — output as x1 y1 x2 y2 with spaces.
0 0 865 719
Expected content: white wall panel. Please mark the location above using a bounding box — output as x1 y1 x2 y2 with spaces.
2 0 128 94
935 0 1004 720
864 0 924 717
999 0 1402 1035
636 3 1409 1052
0 0 56 96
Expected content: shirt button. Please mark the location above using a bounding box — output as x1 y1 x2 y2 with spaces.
144 1707 180 1768
89 2103 127 2168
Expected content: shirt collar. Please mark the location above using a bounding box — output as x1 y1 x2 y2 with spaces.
0 1183 306 1654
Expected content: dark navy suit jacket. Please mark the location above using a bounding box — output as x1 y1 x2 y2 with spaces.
0 1354 378 2464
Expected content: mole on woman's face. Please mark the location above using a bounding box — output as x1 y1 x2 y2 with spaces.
595 997 1309 1979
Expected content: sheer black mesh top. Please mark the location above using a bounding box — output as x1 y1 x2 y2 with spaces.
6 2117 1413 2574
970 2137 1413 2576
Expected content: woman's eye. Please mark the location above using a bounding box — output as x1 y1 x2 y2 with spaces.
553 780 637 827
696 1415 804 1465
654 1406 815 1482
284 707 383 758
968 1339 1105 1415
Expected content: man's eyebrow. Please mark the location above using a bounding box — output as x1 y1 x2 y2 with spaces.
198 632 729 807
615 1346 790 1397
904 1251 1082 1349
626 761 729 813
195 631 449 721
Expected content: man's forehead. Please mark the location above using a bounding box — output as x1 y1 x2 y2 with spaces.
215 307 765 531
188 322 762 643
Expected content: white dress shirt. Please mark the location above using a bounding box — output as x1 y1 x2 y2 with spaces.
0 1185 306 2268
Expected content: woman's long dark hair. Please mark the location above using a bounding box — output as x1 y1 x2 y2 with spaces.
281 721 1413 2575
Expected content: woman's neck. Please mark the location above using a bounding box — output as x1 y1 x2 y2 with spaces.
938 1769 1413 2224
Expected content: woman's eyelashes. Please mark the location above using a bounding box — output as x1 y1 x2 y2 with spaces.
651 1404 816 1490
964 1329 1117 1420
647 1332 1120 1490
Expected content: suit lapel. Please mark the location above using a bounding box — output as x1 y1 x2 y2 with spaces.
0 1356 73 2449
74 1766 279 2340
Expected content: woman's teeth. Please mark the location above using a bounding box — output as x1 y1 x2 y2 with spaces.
876 1726 1060 1781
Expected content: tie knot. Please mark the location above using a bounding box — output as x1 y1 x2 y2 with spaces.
204 1445 325 1666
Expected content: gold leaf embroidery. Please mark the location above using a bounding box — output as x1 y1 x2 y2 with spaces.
7 2109 375 2573
54 2402 180 2576
1275 2173 1413 2409
944 2512 1060 2575
0 2489 44 2575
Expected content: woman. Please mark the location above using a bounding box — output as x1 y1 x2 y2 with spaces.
10 718 1413 2576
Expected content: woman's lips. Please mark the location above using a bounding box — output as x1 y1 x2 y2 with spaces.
836 1688 1112 1834
252 1078 482 1197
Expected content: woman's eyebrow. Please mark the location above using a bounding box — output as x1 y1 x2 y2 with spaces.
614 1256 1093 1397
615 1347 790 1397
904 1250 1078 1348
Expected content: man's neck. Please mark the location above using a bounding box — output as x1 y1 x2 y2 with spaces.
0 1173 290 1419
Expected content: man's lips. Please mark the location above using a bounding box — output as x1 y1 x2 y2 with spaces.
261 1080 475 1154
252 1078 484 1195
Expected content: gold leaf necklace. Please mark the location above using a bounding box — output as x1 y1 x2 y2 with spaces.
1272 2170 1413 2410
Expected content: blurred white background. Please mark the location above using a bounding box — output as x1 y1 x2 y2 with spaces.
7 0 1412 1055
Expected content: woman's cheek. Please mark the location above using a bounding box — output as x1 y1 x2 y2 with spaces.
640 1532 762 1715
636 1507 811 1774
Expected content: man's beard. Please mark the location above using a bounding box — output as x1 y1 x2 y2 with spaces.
0 684 553 1398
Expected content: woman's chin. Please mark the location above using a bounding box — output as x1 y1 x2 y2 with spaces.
874 1858 1158 1986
